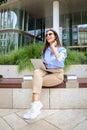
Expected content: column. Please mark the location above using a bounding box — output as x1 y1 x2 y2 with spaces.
22 10 25 30
53 1 59 35
26 13 29 31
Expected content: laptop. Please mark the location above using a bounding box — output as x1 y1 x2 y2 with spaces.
30 59 59 73
30 59 46 70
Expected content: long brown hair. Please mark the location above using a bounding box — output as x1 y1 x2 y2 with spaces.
42 29 61 55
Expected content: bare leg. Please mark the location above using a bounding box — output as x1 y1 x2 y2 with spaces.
32 93 40 102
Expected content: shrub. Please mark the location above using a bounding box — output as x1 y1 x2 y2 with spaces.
64 48 87 70
0 43 43 71
0 43 87 72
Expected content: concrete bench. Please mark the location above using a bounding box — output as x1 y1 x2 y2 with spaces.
0 76 87 88
0 76 87 109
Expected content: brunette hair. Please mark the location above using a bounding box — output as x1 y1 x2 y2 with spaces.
42 29 61 55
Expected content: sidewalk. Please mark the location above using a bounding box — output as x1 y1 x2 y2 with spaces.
0 108 87 130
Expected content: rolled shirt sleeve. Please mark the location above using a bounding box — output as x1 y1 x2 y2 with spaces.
57 47 67 62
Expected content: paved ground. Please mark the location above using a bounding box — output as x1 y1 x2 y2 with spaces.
0 108 87 130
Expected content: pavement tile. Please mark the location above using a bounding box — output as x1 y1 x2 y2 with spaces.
0 117 12 130
0 109 87 130
16 109 57 124
44 109 87 130
72 120 87 130
74 109 87 117
0 109 22 117
3 113 28 130
16 120 60 130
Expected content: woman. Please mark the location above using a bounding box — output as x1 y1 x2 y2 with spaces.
23 29 67 119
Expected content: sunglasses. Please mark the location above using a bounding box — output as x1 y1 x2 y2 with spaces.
46 33 53 37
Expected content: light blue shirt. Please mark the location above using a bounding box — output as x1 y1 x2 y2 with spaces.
42 46 67 68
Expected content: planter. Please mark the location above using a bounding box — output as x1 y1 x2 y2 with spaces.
64 64 87 78
0 65 33 78
0 64 87 78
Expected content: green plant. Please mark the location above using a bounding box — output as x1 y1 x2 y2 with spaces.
64 48 87 70
0 43 43 71
0 43 87 72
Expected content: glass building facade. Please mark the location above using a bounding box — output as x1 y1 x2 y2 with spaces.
0 8 46 54
0 0 87 54
60 11 87 46
0 9 24 54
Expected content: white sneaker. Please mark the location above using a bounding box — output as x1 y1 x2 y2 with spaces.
23 101 43 119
